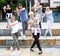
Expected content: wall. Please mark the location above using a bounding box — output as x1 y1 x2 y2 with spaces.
50 0 60 8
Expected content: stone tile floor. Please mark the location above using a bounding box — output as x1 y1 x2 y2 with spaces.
0 48 60 56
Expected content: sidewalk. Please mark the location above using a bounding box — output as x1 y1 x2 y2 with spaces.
0 48 60 56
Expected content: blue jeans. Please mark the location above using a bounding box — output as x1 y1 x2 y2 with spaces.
22 21 28 35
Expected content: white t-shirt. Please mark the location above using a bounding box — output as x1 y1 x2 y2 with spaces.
10 20 20 34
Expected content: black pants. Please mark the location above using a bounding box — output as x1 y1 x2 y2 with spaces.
39 22 42 28
31 33 42 51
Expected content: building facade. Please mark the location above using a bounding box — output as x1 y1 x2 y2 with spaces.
34 0 60 8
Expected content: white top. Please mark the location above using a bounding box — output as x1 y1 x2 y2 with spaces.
31 17 40 35
45 10 53 23
10 20 20 34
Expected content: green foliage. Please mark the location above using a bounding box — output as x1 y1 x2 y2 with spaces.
11 0 26 10
17 0 26 7
42 7 45 13
0 0 26 10
0 0 7 9
56 5 60 13
11 2 18 10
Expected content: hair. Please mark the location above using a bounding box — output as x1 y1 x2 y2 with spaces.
18 3 22 6
18 3 22 9
29 11 34 16
6 4 10 6
11 15 16 20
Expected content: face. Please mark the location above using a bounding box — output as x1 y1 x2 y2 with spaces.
46 7 50 11
18 5 22 9
10 17 15 22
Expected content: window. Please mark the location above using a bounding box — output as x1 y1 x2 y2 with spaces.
41 0 49 3
54 0 60 2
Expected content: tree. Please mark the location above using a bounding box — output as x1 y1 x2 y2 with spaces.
0 0 26 10
57 5 60 13
0 0 7 10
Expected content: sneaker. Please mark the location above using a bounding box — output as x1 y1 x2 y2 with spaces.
10 46 13 51
21 32 23 38
23 35 26 39
38 51 42 54
18 50 21 55
30 48 34 52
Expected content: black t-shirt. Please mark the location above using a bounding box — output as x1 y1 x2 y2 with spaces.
6 9 12 13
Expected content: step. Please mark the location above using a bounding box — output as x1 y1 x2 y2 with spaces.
0 22 60 29
0 29 60 36
0 36 60 40
0 36 60 47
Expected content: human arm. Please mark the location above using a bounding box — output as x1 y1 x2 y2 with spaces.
9 20 18 26
3 6 6 12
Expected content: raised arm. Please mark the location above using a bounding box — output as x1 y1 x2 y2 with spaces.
9 20 18 26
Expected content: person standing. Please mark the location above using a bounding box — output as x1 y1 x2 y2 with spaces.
44 6 53 37
13 7 20 21
28 11 42 54
18 3 28 38
6 4 12 23
6 16 20 54
2 6 6 21
33 1 42 35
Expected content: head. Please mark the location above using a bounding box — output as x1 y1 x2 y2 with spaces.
18 3 22 9
31 7 37 13
10 16 16 22
6 4 10 8
46 6 50 11
29 11 34 19
36 0 40 6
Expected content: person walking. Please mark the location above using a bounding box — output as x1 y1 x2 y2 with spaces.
28 11 42 54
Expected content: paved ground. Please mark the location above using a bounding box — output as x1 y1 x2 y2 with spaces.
0 48 60 56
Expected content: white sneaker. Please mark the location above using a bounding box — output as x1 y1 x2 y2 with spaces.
18 50 21 55
10 46 13 51
21 32 23 37
23 35 26 39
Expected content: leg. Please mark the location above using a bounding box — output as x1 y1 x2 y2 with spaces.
12 33 19 50
31 40 36 48
34 34 42 51
39 22 42 29
44 28 49 36
45 21 50 36
48 21 52 37
22 21 28 35
12 34 16 50
14 33 19 50
22 22 26 35
49 26 52 37
25 21 28 30
30 33 36 51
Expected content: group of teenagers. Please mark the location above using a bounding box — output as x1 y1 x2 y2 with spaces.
6 1 54 55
